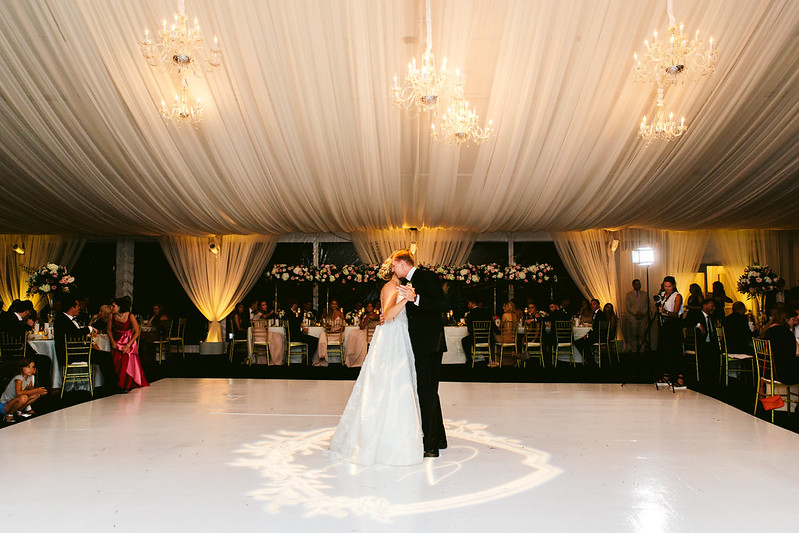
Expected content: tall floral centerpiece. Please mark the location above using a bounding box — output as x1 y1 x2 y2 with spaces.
737 263 781 324
25 263 77 323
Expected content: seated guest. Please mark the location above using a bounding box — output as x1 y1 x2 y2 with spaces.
0 299 53 389
76 296 91 326
761 307 799 386
494 301 518 344
255 300 275 321
55 296 121 394
577 299 593 324
144 304 171 336
322 300 345 330
544 302 571 360
90 304 112 334
302 300 319 322
359 301 380 330
580 299 605 365
286 299 319 356
461 297 494 363
722 301 756 355
248 300 259 322
231 302 249 338
523 302 542 327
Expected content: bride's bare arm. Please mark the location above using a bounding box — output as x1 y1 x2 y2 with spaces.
380 282 408 322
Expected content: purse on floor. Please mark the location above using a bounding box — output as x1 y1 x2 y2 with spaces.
759 353 785 410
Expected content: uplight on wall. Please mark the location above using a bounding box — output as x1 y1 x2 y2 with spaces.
209 236 219 255
11 243 25 255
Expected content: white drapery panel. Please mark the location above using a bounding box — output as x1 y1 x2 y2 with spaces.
1 2 799 236
351 229 475 266
552 230 618 309
159 234 277 342
0 235 85 312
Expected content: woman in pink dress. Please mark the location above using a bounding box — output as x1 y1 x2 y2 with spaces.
107 297 149 390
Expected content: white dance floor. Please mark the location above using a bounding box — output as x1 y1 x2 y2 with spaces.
2 378 797 532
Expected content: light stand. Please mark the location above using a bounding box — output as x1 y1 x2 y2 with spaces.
632 247 655 353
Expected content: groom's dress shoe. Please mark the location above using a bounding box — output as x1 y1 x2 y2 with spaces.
423 449 439 458
438 440 447 450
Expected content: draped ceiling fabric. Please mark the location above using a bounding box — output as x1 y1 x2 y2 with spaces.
0 235 85 312
0 1 798 238
159 235 277 342
351 229 475 266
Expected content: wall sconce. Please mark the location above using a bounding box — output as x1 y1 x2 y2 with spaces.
12 243 25 255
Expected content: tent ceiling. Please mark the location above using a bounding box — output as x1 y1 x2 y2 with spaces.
1 0 799 236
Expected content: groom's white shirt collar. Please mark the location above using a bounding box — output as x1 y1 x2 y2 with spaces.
406 266 417 281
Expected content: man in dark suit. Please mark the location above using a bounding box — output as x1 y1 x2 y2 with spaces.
285 300 319 357
693 299 719 387
722 301 755 355
55 296 121 394
393 250 448 459
0 299 52 388
581 298 605 365
461 297 494 365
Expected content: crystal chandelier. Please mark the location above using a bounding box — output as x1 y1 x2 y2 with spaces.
632 0 717 87
140 0 221 80
639 86 686 145
160 84 203 126
390 0 448 118
430 70 492 146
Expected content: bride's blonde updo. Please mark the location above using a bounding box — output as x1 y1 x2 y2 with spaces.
378 257 393 280
378 249 415 280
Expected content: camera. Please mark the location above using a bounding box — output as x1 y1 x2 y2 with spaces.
653 293 664 307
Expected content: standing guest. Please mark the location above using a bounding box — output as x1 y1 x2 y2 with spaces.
710 281 733 323
625 279 649 353
683 283 705 326
1 358 46 423
229 302 250 364
656 276 684 388
55 296 121 394
722 301 756 355
761 307 799 386
0 299 53 388
108 297 148 391
580 299 605 365
693 299 719 387
286 300 319 357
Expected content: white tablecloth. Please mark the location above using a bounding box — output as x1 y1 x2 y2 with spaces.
568 326 592 364
28 335 108 389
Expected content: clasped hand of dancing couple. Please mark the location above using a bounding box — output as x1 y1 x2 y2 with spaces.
329 249 447 466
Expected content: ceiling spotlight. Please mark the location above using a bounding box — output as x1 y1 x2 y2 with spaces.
12 243 25 255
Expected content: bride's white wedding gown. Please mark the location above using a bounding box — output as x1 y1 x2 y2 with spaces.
329 306 423 466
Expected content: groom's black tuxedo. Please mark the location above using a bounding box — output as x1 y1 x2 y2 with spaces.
405 266 448 454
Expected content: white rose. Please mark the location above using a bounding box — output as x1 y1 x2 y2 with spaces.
281 273 289 281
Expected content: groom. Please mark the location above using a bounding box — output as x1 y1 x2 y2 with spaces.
392 249 448 458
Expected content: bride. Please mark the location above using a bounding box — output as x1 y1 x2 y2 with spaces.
328 261 423 466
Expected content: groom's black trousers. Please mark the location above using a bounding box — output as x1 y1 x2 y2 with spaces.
415 351 445 451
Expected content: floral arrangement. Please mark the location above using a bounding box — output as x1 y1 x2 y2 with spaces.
25 263 77 296
737 263 782 297
264 262 557 285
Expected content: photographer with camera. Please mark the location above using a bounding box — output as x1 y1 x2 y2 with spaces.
655 276 685 388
